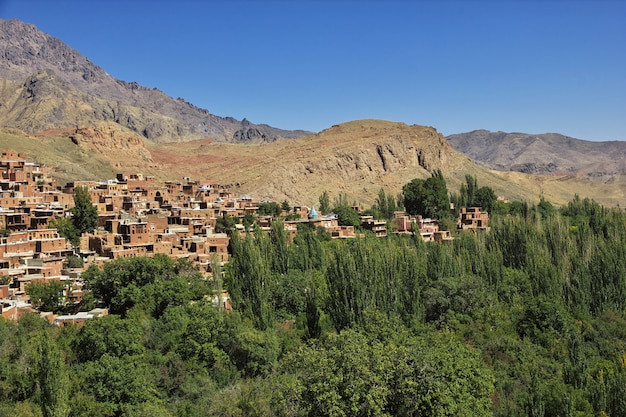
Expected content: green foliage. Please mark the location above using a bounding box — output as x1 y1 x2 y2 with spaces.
282 322 494 417
257 201 281 217
318 191 330 215
281 200 291 212
451 175 498 214
242 212 256 229
324 235 426 331
215 213 238 234
26 280 66 313
35 331 69 417
289 223 324 270
81 255 208 317
226 227 274 330
535 197 556 219
284 212 301 221
220 313 279 378
475 186 497 213
49 216 81 247
73 315 145 363
3 195 626 417
373 188 399 219
332 192 351 208
271 270 307 320
65 254 84 269
331 205 361 228
422 274 497 329
403 170 450 219
78 354 158 414
71 186 98 235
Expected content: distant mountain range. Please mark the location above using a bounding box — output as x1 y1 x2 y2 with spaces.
446 130 626 176
0 18 311 143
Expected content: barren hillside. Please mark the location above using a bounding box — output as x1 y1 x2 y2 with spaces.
3 120 625 207
447 130 626 176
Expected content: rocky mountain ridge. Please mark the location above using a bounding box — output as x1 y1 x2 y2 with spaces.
147 119 626 207
446 129 626 176
2 119 625 208
0 18 311 143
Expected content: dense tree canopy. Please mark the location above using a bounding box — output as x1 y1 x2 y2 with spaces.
403 170 450 219
25 280 67 313
331 205 362 228
3 196 626 417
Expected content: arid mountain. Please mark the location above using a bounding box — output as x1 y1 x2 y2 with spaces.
446 130 626 176
146 120 626 207
0 18 310 143
7 119 623 208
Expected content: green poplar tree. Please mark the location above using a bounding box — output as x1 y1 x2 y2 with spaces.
318 191 330 215
71 186 98 235
36 331 69 417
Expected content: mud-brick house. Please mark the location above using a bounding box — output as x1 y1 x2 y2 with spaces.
393 213 413 234
286 213 357 240
15 256 65 293
171 207 216 234
361 216 387 237
392 213 453 242
117 218 155 247
62 181 99 196
182 180 201 196
458 207 490 231
29 229 72 257
30 206 65 229
97 194 125 213
205 232 230 263
103 245 149 260
85 230 117 256
53 308 108 327
326 225 357 239
0 232 35 268
99 179 128 196
143 214 169 234
290 206 311 219
0 151 41 185
417 217 440 241
165 180 184 195
117 172 155 189
0 208 29 232
41 191 73 208
1 300 34 321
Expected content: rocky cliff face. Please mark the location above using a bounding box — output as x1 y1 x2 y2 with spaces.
149 120 472 206
68 124 154 166
0 18 311 143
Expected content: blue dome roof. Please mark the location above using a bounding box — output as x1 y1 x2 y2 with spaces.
309 206 318 219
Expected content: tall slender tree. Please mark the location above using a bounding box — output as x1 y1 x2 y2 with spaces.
36 331 69 417
71 186 98 235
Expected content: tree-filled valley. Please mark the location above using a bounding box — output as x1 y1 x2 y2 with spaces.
1 179 626 417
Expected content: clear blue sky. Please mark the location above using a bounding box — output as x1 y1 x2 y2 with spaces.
1 0 625 141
